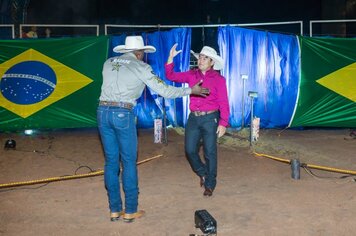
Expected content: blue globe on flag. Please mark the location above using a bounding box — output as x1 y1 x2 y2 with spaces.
0 61 56 105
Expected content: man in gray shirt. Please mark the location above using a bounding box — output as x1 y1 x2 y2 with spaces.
97 35 209 223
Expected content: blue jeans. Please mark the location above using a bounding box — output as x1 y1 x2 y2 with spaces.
185 112 219 190
97 105 138 214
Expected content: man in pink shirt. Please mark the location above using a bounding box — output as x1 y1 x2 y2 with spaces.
165 44 230 197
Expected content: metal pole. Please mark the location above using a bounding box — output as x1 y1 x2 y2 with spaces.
173 82 178 127
250 97 254 146
162 98 168 145
241 74 248 129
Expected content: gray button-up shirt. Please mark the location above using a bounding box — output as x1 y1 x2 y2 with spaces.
99 52 191 105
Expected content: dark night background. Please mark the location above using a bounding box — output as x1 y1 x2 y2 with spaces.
0 0 355 38
24 0 354 26
27 0 316 24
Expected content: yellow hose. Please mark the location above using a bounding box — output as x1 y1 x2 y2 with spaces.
0 154 163 189
3 152 354 189
253 152 291 164
303 163 356 175
253 151 356 175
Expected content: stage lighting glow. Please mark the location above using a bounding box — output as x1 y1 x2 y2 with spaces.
24 129 34 135
241 74 248 80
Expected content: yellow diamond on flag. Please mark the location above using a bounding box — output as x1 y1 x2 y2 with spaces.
0 49 93 118
316 62 356 102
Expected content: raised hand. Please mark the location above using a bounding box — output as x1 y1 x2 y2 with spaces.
167 43 182 64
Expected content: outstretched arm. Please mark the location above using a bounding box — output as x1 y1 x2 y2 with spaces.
144 76 209 99
165 43 194 83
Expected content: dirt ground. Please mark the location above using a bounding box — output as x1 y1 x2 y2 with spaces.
0 127 355 236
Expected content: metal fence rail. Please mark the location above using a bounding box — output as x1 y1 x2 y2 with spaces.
2 20 356 39
105 21 304 36
0 24 15 39
310 19 356 37
19 24 100 38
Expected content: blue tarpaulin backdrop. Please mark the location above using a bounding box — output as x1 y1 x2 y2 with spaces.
218 26 300 128
107 26 300 129
143 28 191 127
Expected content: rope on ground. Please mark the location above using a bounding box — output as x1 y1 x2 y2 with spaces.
0 154 163 189
252 151 356 175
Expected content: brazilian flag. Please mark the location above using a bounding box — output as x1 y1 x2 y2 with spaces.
0 36 109 131
290 36 356 128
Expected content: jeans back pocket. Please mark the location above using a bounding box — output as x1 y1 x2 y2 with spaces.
112 111 130 129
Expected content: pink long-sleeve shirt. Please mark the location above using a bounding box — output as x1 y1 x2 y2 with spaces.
165 63 230 127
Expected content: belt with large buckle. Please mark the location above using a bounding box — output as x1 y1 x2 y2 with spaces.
99 101 133 110
192 110 218 116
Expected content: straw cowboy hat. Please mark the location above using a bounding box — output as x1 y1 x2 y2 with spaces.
113 36 156 53
191 46 224 70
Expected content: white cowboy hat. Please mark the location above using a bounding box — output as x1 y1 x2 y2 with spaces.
191 46 224 70
113 36 156 53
